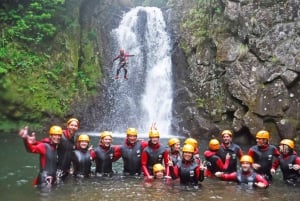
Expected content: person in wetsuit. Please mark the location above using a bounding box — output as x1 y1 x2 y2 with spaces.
112 49 135 80
19 125 62 188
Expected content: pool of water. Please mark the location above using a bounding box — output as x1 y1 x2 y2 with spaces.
0 133 299 201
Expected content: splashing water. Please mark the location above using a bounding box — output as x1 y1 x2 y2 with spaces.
107 7 173 136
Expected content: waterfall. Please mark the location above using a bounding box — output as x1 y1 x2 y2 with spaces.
103 7 172 136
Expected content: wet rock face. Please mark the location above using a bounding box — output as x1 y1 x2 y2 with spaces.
168 0 300 142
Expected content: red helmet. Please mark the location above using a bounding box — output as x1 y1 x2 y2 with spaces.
119 49 124 54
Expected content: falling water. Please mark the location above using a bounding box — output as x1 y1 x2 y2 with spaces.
105 7 173 136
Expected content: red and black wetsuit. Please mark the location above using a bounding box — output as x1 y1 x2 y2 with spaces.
248 144 280 181
204 150 230 177
273 151 300 185
170 158 204 186
113 53 134 78
91 144 121 176
56 129 75 180
219 170 269 188
141 141 170 177
23 138 58 186
217 143 243 173
71 148 92 178
120 139 148 176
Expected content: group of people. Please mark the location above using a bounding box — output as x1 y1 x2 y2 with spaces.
19 119 300 191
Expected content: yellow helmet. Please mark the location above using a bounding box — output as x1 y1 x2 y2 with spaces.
221 130 233 137
256 130 270 140
184 138 198 149
67 118 79 126
168 137 180 147
153 163 165 173
149 129 160 138
126 127 138 136
280 139 295 149
182 144 195 153
78 134 90 142
100 131 112 139
49 125 63 135
240 155 254 164
209 139 220 151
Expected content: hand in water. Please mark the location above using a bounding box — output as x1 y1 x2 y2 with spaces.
254 182 267 188
270 168 276 175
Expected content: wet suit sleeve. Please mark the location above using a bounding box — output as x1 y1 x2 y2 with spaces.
24 139 46 155
247 148 255 158
90 149 96 160
141 151 151 177
163 150 170 176
255 174 269 188
271 148 280 169
220 172 237 181
216 157 230 171
195 166 204 182
113 145 121 161
238 148 243 159
113 55 120 62
169 165 179 179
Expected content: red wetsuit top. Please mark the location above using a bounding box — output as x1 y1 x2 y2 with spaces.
23 138 58 176
113 53 134 63
141 142 170 177
248 144 280 173
204 150 230 177
220 171 269 188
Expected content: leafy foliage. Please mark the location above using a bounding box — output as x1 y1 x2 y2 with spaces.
181 0 224 38
0 0 102 132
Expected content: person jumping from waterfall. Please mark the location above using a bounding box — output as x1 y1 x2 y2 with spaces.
112 49 135 80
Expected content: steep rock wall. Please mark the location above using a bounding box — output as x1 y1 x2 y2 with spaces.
167 0 300 144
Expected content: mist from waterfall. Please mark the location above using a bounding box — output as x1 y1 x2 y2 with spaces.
103 7 172 136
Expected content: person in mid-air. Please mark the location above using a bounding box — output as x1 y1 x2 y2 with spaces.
112 49 135 80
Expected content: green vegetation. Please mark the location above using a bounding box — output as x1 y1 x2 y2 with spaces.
0 0 102 132
181 0 223 38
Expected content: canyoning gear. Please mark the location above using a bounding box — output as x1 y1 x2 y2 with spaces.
279 154 300 182
182 144 194 153
168 138 180 147
67 118 80 126
78 134 90 142
120 140 147 175
72 149 92 178
149 130 160 138
170 159 204 186
100 131 112 139
280 139 295 149
204 149 230 177
184 138 198 150
91 145 121 176
209 139 220 151
49 126 63 135
23 137 58 186
126 127 138 136
240 155 254 164
217 143 243 173
256 130 270 140
221 130 233 137
113 49 135 79
248 144 280 181
57 129 76 180
153 163 165 173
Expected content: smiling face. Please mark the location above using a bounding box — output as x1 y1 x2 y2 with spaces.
182 151 193 161
50 134 61 144
101 136 112 147
127 134 137 144
79 141 89 149
222 134 232 145
67 121 79 137
150 137 159 144
241 162 251 172
172 142 181 152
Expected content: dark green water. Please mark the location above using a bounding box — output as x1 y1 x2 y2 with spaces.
1 133 299 201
